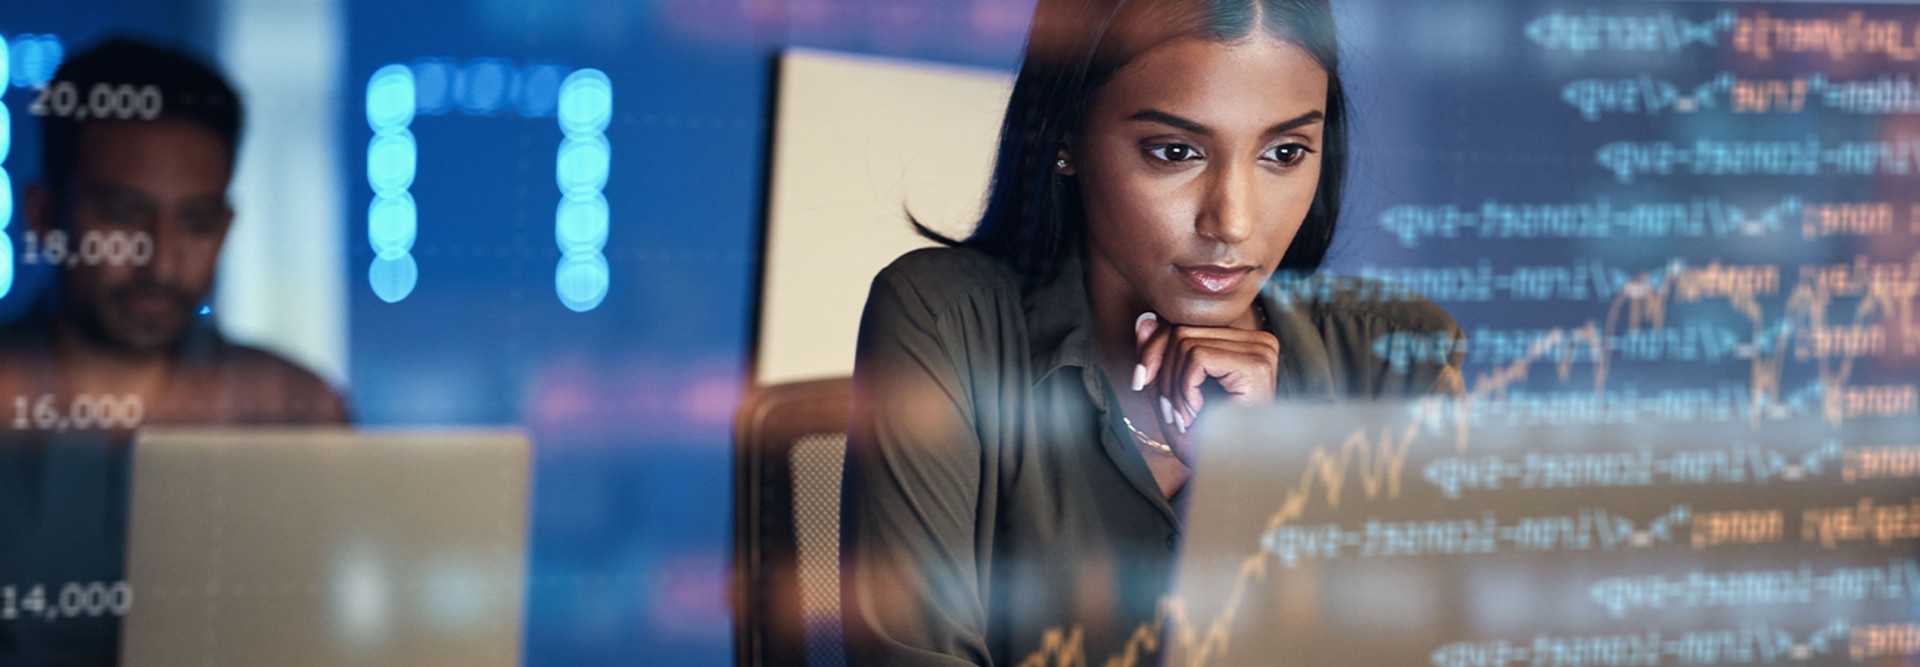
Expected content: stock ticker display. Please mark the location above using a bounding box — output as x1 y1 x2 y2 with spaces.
1006 2 1920 666
1325 3 1916 438
1156 3 1920 667
1150 402 1920 667
3 0 1919 665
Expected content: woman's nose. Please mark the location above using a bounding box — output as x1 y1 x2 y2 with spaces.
1195 161 1255 245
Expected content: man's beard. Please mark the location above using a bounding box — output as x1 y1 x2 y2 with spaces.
75 282 199 355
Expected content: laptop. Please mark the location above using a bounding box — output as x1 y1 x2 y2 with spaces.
119 428 530 667
1164 399 1918 666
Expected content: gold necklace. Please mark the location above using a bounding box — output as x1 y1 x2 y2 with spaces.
1117 301 1267 456
1121 415 1173 453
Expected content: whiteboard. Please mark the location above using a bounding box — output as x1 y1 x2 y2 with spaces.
756 48 1013 385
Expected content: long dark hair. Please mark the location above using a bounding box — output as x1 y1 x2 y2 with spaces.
914 0 1348 282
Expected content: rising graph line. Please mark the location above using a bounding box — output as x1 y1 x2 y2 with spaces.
1018 416 1422 667
1016 254 1920 667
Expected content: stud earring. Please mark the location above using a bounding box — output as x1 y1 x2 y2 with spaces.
1056 158 1069 170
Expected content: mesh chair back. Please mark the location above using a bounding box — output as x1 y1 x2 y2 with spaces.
734 378 853 667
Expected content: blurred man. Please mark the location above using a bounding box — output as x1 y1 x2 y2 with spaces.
0 38 344 423
0 38 344 665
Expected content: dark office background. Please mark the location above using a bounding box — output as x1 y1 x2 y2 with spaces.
5 0 1915 664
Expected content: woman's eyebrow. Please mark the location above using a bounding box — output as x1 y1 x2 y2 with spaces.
1126 109 1325 137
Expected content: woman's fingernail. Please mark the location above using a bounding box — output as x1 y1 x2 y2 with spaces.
1134 312 1157 340
1160 397 1174 424
1176 412 1188 434
1131 364 1147 391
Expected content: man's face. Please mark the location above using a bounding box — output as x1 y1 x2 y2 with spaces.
57 119 233 353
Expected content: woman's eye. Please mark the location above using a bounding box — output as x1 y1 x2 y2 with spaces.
1267 143 1316 166
1145 144 1202 163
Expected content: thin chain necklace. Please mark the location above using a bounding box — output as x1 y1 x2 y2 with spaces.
1118 301 1268 456
1121 415 1173 453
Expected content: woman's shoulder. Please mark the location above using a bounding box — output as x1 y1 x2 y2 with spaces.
1267 274 1468 396
1269 273 1461 336
870 245 1023 318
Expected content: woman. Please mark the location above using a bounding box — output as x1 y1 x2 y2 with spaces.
841 0 1464 663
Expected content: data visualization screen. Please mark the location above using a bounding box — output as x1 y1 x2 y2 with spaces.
1 0 1916 666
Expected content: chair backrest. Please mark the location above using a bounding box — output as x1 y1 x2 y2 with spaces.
733 377 853 667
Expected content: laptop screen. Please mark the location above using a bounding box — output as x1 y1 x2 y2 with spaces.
1167 400 1920 667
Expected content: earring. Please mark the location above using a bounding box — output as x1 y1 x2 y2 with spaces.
1055 158 1069 171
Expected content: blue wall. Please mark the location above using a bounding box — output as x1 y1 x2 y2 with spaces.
341 0 1029 663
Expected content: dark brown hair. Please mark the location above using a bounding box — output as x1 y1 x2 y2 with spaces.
40 38 243 207
915 0 1348 281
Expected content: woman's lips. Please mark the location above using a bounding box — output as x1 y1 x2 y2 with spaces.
1176 265 1255 295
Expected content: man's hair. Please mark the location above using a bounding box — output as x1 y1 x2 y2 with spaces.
40 38 244 199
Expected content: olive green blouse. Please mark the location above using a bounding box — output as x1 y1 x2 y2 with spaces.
842 245 1465 666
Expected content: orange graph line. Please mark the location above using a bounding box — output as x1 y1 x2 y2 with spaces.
1018 254 1920 667
1019 417 1421 667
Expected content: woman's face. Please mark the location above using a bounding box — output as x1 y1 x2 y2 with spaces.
1073 33 1328 327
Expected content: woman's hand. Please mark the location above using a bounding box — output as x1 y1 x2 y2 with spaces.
1130 311 1280 460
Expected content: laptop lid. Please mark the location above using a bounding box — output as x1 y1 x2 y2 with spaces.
120 428 530 667
1167 400 1918 666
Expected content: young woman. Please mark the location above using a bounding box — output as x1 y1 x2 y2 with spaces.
841 0 1464 663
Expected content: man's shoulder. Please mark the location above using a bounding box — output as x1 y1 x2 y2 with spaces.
199 341 348 422
213 342 336 388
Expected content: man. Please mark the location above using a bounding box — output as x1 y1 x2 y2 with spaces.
0 38 344 665
0 38 344 424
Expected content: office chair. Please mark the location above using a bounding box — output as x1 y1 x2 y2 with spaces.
733 377 853 667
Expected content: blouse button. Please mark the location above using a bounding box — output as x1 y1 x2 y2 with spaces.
1166 534 1180 552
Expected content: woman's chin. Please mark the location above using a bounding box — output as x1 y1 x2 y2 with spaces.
1155 293 1260 328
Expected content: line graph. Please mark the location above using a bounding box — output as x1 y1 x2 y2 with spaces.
1016 253 1920 667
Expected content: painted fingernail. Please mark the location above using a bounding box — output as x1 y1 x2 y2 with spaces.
1176 412 1188 434
1131 364 1147 391
1160 397 1174 424
1134 312 1157 340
